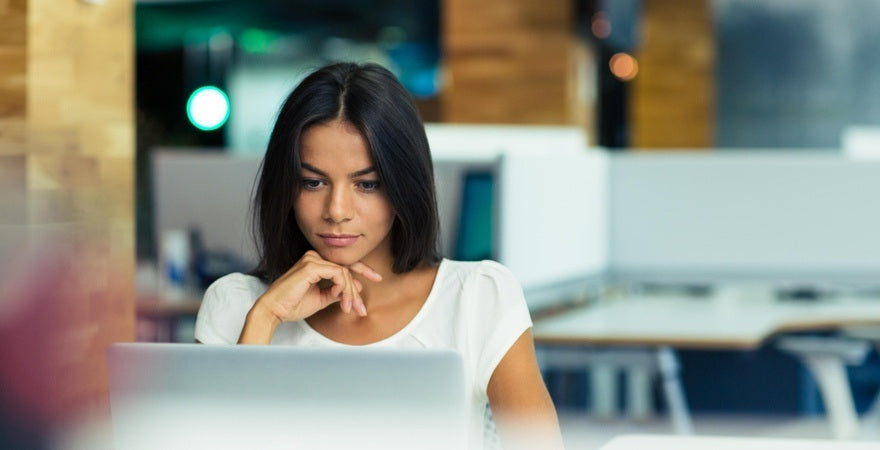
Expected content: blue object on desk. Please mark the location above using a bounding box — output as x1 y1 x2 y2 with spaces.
454 171 494 261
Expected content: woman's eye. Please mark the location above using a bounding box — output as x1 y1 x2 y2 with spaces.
301 179 324 190
358 180 380 192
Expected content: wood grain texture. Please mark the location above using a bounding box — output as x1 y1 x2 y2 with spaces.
630 0 715 149
442 0 592 129
0 0 26 118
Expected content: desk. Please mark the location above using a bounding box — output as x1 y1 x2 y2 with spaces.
136 294 202 342
534 294 880 348
598 434 880 450
533 293 880 439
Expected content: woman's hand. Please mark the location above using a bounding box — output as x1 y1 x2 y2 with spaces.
238 251 382 344
262 250 381 321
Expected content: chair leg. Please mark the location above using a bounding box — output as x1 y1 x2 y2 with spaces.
626 364 653 421
657 347 694 435
590 363 618 419
777 336 869 440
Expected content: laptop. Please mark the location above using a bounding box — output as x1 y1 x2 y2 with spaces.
107 343 467 450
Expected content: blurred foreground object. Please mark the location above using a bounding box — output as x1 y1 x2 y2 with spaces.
0 0 136 446
0 242 132 449
599 434 880 449
842 126 880 160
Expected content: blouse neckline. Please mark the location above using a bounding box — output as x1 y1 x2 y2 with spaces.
296 258 448 347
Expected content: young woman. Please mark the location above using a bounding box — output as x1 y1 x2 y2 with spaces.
194 62 563 449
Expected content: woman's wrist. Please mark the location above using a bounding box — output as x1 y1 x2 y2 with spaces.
253 296 283 326
238 297 282 344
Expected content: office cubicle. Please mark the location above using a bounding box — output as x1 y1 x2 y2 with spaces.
571 150 880 423
149 139 880 421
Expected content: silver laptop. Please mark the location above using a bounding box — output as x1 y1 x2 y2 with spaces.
107 343 466 450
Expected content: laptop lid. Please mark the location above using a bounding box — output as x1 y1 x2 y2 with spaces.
107 343 466 450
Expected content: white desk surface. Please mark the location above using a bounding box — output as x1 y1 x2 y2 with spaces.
599 434 880 450
533 294 880 349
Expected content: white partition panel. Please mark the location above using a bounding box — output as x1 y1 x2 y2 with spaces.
427 124 591 281
425 123 587 163
609 151 880 284
497 149 609 304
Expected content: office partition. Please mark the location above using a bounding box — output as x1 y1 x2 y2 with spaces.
609 151 880 285
495 149 609 310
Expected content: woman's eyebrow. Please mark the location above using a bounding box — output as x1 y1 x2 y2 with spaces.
301 163 375 178
301 163 327 177
350 166 376 177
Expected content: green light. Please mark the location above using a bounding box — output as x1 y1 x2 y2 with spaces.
240 29 276 54
186 86 230 131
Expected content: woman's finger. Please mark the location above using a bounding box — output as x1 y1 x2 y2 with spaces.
348 268 367 317
355 291 367 316
338 285 351 314
343 267 357 313
303 262 349 303
348 262 383 282
343 267 360 315
329 281 344 299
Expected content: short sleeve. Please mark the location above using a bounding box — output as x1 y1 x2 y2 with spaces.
194 273 264 344
468 260 533 396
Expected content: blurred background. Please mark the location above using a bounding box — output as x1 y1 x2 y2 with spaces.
3 0 880 448
133 0 880 257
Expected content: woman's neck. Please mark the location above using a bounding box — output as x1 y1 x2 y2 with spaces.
356 259 436 310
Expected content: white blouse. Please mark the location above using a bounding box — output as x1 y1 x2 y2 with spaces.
195 258 533 450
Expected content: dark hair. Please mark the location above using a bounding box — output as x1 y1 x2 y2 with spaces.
250 62 440 283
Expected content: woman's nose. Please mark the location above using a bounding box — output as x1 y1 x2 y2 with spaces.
324 185 353 223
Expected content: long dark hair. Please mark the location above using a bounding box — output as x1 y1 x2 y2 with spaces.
250 62 440 283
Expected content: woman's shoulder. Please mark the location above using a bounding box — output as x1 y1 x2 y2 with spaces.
203 272 268 301
440 258 518 284
196 272 268 345
434 259 523 301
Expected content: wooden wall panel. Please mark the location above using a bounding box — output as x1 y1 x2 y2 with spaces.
0 0 134 427
443 0 591 128
0 0 27 233
630 0 715 148
0 0 26 119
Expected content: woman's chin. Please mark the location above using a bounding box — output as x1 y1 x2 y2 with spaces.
315 249 361 266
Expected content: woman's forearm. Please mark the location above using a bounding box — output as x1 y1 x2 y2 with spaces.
237 300 281 344
493 403 564 450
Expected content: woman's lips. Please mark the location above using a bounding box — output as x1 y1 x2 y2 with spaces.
318 234 360 247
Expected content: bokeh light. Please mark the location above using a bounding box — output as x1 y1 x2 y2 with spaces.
591 12 611 39
609 52 638 81
186 86 230 131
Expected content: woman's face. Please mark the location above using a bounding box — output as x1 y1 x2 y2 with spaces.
294 118 395 269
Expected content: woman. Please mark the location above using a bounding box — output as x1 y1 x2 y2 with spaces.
195 62 563 449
